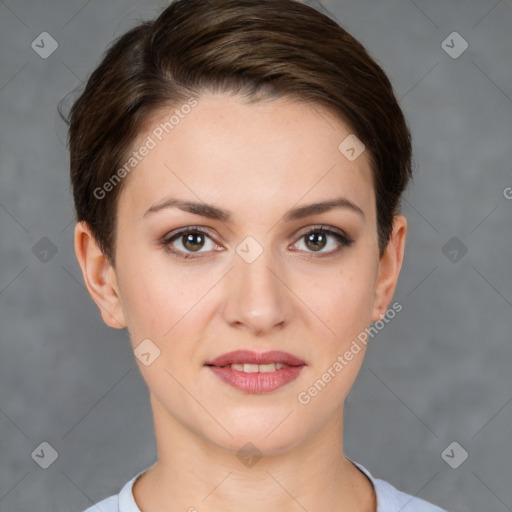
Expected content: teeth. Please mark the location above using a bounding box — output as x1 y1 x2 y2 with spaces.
228 362 290 372
258 363 276 373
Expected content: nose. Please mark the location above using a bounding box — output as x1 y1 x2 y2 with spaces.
221 243 293 336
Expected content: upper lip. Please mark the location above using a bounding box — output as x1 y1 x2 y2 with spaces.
205 350 306 367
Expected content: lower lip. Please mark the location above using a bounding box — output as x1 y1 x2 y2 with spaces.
207 365 305 393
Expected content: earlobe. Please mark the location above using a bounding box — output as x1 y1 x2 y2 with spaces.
371 215 407 323
73 221 127 329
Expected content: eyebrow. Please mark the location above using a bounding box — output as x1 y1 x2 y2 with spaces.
143 196 365 222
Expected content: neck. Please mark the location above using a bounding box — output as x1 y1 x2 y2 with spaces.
133 393 376 512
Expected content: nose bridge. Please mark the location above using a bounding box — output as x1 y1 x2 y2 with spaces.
222 236 291 334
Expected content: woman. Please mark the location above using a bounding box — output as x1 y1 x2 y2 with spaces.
64 0 449 510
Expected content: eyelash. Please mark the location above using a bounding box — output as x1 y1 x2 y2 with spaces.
160 225 354 260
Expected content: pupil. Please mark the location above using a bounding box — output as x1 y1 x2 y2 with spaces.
184 232 203 251
306 231 326 251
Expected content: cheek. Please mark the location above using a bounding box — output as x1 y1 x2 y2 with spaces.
294 267 375 413
300 258 377 343
115 253 214 347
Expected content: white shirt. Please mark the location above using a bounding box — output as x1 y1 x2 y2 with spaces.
82 458 449 512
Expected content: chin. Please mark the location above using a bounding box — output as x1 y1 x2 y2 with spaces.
202 412 313 459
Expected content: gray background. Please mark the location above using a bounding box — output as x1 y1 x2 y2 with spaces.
1 0 511 511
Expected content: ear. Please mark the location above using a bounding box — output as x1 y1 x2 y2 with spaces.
371 215 407 323
73 221 127 329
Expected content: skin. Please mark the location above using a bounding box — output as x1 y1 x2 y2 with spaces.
74 92 407 512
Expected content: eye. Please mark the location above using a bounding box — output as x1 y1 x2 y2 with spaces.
161 227 219 259
291 225 354 256
160 225 354 260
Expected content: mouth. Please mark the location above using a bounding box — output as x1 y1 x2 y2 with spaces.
212 362 293 373
204 349 306 368
204 350 306 393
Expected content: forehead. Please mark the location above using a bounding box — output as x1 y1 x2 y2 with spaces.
117 92 375 223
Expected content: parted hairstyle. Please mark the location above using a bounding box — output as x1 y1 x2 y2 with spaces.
60 0 414 266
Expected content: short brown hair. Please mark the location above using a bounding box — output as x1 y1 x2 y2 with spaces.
61 0 413 266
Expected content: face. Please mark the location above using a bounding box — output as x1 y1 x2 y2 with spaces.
75 92 406 456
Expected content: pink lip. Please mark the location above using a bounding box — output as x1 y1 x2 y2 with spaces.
204 350 306 367
204 350 306 394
